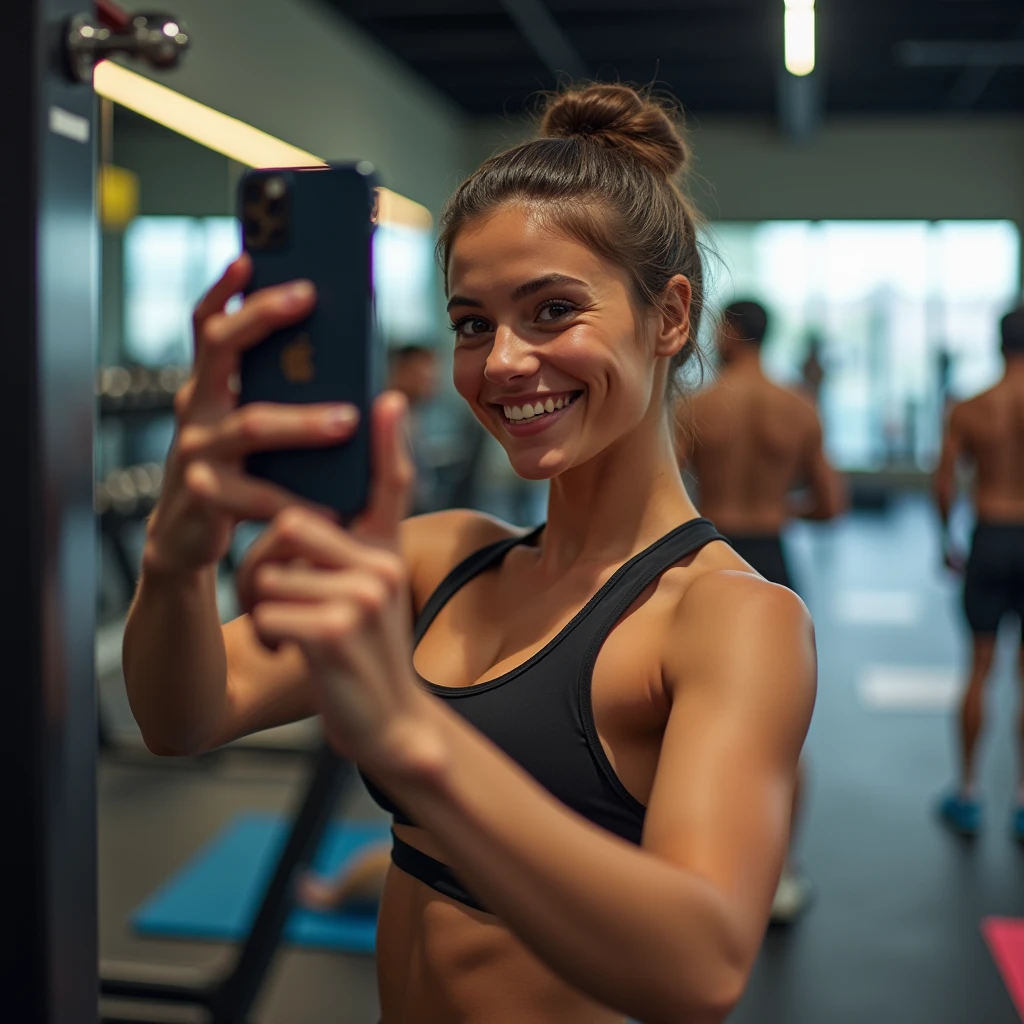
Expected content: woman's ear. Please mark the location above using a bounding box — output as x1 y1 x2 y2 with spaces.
654 275 692 359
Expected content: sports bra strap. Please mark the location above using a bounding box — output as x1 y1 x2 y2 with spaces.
413 524 544 645
584 518 724 639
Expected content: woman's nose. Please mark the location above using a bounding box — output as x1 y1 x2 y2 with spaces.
484 324 541 384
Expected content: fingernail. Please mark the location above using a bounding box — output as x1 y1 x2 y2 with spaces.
324 405 358 432
285 280 315 305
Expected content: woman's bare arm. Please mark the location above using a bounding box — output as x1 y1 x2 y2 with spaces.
123 508 515 756
122 556 311 756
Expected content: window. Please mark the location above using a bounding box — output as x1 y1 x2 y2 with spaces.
122 215 440 367
702 220 1021 471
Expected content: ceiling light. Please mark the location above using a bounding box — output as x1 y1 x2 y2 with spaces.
92 60 432 230
784 0 816 77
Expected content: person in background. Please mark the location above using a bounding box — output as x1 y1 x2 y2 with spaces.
677 300 846 924
800 331 826 406
387 345 441 514
935 307 1024 839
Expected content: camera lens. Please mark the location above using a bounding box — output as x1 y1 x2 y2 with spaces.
267 197 283 216
244 218 263 241
244 180 263 203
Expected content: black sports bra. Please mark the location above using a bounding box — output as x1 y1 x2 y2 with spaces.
359 517 724 913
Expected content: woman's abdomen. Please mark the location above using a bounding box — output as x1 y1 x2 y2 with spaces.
375 865 628 1024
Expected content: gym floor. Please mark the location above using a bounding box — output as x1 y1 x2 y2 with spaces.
98 496 1024 1023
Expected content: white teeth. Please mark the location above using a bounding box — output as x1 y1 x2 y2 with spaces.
501 394 579 422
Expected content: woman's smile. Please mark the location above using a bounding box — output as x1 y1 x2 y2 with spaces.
491 389 584 437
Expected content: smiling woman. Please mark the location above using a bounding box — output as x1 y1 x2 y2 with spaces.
123 80 816 1024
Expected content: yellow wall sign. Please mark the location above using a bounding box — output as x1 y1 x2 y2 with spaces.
99 165 140 232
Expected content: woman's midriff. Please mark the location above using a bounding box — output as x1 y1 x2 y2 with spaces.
375 830 628 1024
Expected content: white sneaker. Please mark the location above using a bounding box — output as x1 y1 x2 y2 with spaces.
770 865 814 924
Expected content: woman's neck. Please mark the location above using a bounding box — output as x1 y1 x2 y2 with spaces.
538 408 699 573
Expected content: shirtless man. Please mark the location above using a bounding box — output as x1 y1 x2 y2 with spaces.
935 307 1024 839
677 300 846 922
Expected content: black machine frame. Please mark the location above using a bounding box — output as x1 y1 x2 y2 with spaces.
100 745 352 1024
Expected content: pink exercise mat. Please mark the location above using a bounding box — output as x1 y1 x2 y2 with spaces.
983 917 1024 1020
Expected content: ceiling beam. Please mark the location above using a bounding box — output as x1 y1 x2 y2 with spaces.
497 0 590 80
896 41 1024 68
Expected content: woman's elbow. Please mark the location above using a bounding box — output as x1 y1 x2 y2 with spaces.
127 696 218 758
647 953 747 1024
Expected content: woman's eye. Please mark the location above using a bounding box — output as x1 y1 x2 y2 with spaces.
537 302 575 322
451 317 492 337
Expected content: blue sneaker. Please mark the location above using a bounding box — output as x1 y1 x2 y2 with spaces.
1012 807 1024 842
937 792 982 836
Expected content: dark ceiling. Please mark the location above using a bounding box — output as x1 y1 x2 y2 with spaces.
320 0 1024 118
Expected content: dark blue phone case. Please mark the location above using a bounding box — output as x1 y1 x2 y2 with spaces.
238 164 379 520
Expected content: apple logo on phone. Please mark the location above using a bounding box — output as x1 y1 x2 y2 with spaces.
281 333 315 384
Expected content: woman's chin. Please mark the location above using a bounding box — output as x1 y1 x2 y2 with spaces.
506 449 570 481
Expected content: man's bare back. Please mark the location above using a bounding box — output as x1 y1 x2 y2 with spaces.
680 363 840 536
942 370 1024 522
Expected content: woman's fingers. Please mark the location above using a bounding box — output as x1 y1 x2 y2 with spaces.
177 402 359 463
190 277 317 414
249 510 386 570
249 563 388 607
251 599 362 648
358 391 414 544
183 462 339 523
192 254 252 348
203 280 317 353
237 508 404 611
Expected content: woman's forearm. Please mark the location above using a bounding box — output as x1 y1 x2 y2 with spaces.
122 560 229 755
367 693 746 1024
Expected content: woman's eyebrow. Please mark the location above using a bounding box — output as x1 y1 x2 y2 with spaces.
446 274 589 313
446 294 482 312
510 274 588 301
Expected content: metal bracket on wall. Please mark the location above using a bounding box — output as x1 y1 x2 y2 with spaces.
65 8 190 84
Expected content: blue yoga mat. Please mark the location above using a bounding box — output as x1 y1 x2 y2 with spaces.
132 812 391 954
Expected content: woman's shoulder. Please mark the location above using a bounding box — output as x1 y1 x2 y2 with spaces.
400 508 529 609
662 548 815 697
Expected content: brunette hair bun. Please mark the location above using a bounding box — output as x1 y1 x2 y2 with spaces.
540 83 688 180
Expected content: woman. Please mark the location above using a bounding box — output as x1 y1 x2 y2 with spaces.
124 83 816 1024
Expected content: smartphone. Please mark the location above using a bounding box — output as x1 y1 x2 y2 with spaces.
238 163 380 520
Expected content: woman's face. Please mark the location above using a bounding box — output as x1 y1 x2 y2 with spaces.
447 205 670 481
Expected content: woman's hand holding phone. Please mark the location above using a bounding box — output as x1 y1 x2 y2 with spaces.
142 254 360 577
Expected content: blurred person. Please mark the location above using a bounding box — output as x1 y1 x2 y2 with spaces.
800 331 826 405
387 343 440 409
387 344 441 514
123 84 816 1024
677 300 846 924
935 307 1024 839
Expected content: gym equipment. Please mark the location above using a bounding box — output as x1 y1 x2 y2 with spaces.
100 743 352 1023
133 812 389 953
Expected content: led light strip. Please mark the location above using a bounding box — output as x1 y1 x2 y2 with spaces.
92 60 433 230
